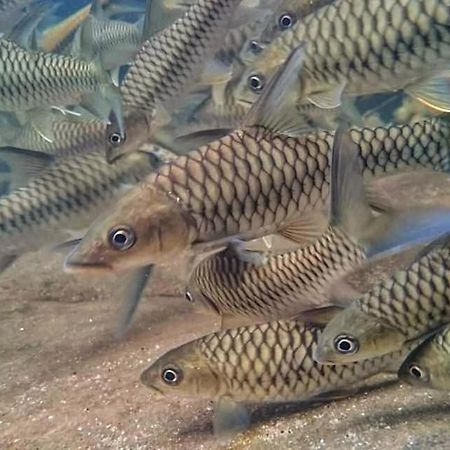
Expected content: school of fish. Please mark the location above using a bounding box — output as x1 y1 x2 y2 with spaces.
3 0 450 438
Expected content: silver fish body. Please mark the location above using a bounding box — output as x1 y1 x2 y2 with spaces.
0 39 112 112
121 0 244 111
149 119 450 245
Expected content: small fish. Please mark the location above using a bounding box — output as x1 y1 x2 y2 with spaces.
141 317 413 434
315 232 450 365
186 125 450 325
64 48 450 278
0 39 122 138
39 4 92 52
106 0 245 162
0 144 172 272
238 0 450 116
398 324 450 391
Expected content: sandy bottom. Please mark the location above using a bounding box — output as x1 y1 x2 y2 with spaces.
1 249 450 450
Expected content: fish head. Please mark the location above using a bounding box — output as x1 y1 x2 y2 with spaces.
398 331 450 391
234 38 299 109
140 341 223 399
106 109 154 164
314 304 406 364
64 184 196 274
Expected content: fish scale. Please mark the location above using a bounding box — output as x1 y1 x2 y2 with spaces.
248 0 450 105
121 0 243 111
357 249 450 337
190 227 366 320
149 119 450 243
145 320 410 403
0 40 108 111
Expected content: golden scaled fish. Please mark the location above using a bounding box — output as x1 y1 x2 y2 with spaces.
141 317 413 434
314 232 450 366
237 0 450 115
186 125 450 326
105 0 246 162
398 324 450 391
64 49 450 278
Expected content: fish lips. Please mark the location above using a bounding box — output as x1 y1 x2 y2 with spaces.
63 251 115 275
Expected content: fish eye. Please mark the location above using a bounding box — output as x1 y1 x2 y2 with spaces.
409 364 425 380
247 74 265 93
108 226 136 251
161 366 183 385
108 131 126 146
334 335 359 354
147 152 160 167
249 40 263 55
185 290 194 303
278 12 296 30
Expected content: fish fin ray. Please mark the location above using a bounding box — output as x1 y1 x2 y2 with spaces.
277 210 329 246
307 82 346 109
214 397 250 437
406 75 450 113
243 45 307 136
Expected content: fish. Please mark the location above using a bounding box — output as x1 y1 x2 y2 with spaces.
237 0 450 117
0 144 174 272
64 47 450 278
186 124 450 326
314 232 450 365
0 39 122 138
39 4 92 52
398 324 450 391
140 317 414 434
0 112 107 157
105 0 246 162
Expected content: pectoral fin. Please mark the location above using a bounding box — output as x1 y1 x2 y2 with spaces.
214 397 250 437
406 74 450 112
115 264 154 337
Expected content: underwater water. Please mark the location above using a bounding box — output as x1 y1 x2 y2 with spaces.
1 0 450 449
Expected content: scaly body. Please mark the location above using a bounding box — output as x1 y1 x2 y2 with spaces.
0 40 111 112
149 118 450 244
243 0 450 110
316 234 450 364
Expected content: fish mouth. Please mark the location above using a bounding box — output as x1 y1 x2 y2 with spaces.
63 260 114 275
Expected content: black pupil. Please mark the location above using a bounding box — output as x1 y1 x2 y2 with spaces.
280 15 292 28
410 366 422 378
114 232 128 245
251 77 261 89
164 370 177 382
338 339 352 352
111 133 120 143
250 41 261 54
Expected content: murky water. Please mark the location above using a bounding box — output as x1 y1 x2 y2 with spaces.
2 1 450 449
